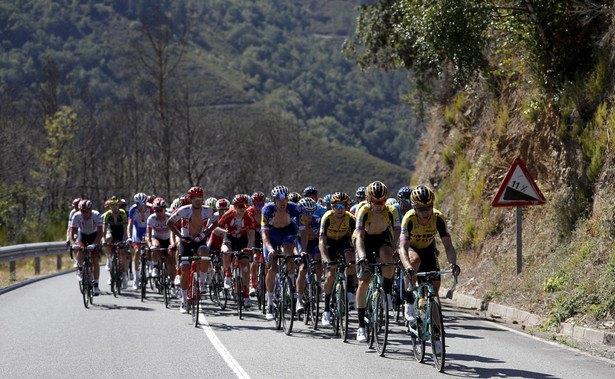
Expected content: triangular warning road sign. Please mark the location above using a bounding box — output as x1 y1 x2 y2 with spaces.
492 157 546 207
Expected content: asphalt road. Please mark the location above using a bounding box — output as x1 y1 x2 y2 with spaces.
1 269 613 379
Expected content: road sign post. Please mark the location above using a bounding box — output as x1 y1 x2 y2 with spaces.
492 157 546 274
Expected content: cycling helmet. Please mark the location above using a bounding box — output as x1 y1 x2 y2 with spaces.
120 198 127 209
180 195 191 206
170 199 181 211
251 191 266 204
288 192 302 203
217 198 230 210
133 192 147 204
410 185 435 207
205 197 218 209
386 198 399 206
397 186 412 200
330 192 351 205
355 186 366 198
323 194 332 207
366 181 388 201
271 185 289 199
298 197 316 213
232 194 249 206
152 197 166 209
187 186 204 199
108 196 120 205
303 186 318 197
146 194 156 204
103 200 110 209
79 199 92 211
72 198 82 208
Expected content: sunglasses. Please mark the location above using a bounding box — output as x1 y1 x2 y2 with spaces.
273 193 287 199
137 202 146 206
253 202 264 207
371 200 386 205
415 205 433 212
400 198 411 203
235 204 247 209
155 208 164 213
81 209 91 213
332 203 346 209
303 211 314 216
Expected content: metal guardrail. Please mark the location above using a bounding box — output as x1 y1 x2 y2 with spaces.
0 242 68 275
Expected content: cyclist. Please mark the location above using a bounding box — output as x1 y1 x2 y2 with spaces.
67 198 81 266
295 197 323 314
303 186 328 218
354 181 400 342
102 196 129 289
319 192 356 326
349 186 366 215
218 194 257 307
167 186 219 314
247 191 266 296
399 185 460 333
261 185 308 321
69 199 104 295
127 192 152 290
146 197 178 297
396 186 414 216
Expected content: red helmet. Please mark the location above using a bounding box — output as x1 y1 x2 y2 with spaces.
146 195 156 204
72 198 82 209
152 197 166 209
103 200 110 209
187 186 203 199
251 191 265 204
217 198 229 210
180 195 191 206
232 194 249 206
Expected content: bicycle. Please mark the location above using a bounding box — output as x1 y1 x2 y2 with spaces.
407 270 457 372
229 249 252 320
208 250 223 308
138 245 149 302
71 245 96 309
362 262 397 356
184 255 211 327
300 258 321 330
103 242 125 298
253 248 267 314
147 246 171 308
391 251 405 323
326 258 354 341
272 251 298 335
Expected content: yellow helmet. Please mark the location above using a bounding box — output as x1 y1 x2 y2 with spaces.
366 181 388 201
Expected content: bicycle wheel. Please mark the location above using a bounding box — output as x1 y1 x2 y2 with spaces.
220 271 229 311
331 283 339 337
339 278 349 342
281 275 295 335
410 318 426 363
81 268 90 309
365 296 374 348
235 266 243 320
374 287 389 356
140 259 147 302
430 297 446 372
394 274 403 323
210 269 221 307
273 276 282 330
192 271 200 327
162 263 169 308
258 263 266 314
110 257 117 297
309 275 320 330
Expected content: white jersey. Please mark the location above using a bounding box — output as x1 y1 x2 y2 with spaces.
67 209 78 228
168 205 218 238
147 213 171 240
70 211 103 235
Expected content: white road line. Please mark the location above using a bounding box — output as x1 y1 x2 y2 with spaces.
199 316 251 379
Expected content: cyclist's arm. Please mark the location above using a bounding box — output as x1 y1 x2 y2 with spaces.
69 227 78 245
440 234 457 267
127 218 133 240
318 234 329 262
204 220 218 236
94 226 103 245
166 218 182 240
355 229 366 260
247 229 255 249
299 228 308 254
261 228 274 253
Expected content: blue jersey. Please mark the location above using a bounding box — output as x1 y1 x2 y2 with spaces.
313 203 327 218
261 201 305 231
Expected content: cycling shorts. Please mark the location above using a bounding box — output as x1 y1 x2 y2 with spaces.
362 230 393 264
263 224 297 263
179 239 209 264
223 234 248 252
326 238 353 261
413 242 441 282
76 232 98 255
298 238 320 259
152 238 171 250
132 226 146 243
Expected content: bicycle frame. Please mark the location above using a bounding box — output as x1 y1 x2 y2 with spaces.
184 255 211 327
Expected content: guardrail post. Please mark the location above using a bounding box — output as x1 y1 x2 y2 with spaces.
10 261 16 279
35 257 40 275
57 254 62 270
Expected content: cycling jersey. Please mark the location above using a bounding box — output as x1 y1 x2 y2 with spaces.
260 202 305 231
71 211 103 234
355 203 400 234
102 209 127 240
218 210 256 237
298 214 321 258
319 210 356 241
246 206 262 232
146 212 171 240
128 205 151 242
400 208 448 250
313 203 328 218
168 204 218 238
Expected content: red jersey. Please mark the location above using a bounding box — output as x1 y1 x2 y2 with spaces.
218 209 256 237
